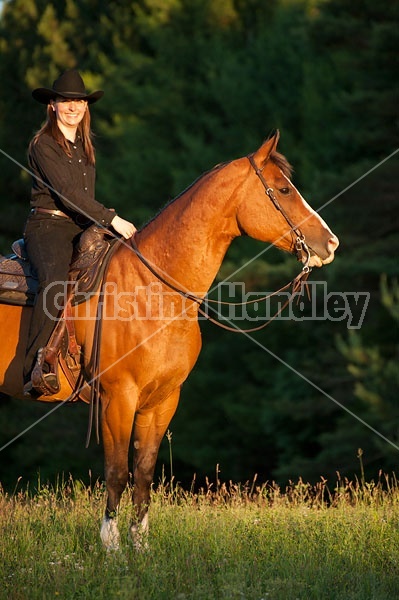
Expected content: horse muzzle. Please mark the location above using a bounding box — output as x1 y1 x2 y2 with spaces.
307 234 339 268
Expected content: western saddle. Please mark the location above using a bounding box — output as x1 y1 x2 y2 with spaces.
0 225 119 401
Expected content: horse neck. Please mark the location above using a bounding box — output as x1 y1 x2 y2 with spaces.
137 164 242 295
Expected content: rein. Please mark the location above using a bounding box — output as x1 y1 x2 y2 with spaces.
129 244 311 334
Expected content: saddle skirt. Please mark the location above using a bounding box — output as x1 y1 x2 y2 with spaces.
0 225 118 307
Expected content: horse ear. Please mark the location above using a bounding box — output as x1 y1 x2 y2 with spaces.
253 130 280 165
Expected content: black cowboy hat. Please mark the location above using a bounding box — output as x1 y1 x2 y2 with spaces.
32 69 104 104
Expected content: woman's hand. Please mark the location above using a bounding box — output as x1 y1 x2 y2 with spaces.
111 215 137 239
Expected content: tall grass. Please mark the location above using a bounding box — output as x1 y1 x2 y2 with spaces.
1 472 399 599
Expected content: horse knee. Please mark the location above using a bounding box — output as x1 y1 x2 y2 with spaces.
106 466 128 494
134 451 157 485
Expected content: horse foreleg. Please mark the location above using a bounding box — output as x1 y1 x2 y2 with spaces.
130 388 180 549
100 390 136 551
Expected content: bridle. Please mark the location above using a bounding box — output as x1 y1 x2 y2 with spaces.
129 156 313 334
247 153 312 270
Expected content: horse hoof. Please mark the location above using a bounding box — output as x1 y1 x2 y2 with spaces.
130 533 149 553
129 514 149 552
100 517 121 551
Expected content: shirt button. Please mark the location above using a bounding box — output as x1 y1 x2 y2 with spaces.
78 159 82 163
84 187 88 191
73 145 77 149
68 160 72 163
83 172 86 176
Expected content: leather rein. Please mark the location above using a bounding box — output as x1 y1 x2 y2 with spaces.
129 155 312 334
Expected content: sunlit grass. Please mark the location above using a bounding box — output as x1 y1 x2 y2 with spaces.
1 472 399 599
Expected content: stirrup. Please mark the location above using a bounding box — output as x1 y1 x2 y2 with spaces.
30 347 61 396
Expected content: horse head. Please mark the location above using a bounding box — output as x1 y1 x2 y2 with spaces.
236 131 339 267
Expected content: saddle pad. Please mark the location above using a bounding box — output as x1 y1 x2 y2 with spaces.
0 228 120 308
0 253 38 306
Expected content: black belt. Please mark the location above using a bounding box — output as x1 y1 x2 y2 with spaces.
31 207 71 219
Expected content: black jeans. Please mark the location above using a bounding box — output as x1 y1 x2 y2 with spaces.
23 213 83 379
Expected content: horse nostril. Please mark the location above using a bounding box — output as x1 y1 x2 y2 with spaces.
328 235 339 252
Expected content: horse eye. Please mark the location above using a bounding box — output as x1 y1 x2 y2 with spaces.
279 187 290 195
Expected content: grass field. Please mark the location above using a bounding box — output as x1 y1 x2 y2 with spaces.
1 473 399 600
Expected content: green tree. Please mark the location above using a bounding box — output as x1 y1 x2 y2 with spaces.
334 278 399 476
302 0 399 185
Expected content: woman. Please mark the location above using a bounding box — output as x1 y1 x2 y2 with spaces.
23 69 136 396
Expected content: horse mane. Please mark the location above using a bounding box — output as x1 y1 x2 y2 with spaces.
142 162 226 229
142 151 292 230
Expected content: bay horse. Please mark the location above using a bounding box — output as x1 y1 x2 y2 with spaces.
0 131 338 550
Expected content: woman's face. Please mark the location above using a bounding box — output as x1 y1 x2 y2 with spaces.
51 97 88 132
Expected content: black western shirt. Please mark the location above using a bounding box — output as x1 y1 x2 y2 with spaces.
29 132 115 227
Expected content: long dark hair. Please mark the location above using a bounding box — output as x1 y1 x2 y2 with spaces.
29 103 96 165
